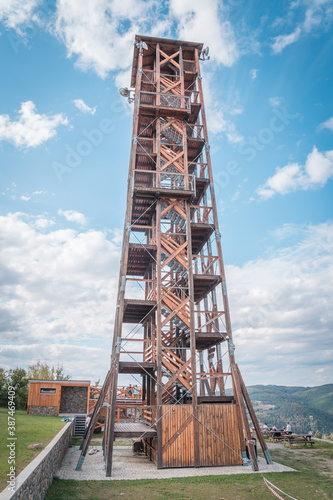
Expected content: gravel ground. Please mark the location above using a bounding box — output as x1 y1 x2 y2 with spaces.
55 445 294 481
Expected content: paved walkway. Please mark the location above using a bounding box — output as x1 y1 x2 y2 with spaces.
56 445 294 481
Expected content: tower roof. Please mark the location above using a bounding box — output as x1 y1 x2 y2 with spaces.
131 35 203 87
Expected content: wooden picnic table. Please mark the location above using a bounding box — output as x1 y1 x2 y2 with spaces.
252 429 315 448
252 429 282 442
283 433 315 447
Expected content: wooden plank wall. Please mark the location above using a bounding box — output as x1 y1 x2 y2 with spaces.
161 404 242 468
161 405 194 467
27 381 61 412
198 404 242 466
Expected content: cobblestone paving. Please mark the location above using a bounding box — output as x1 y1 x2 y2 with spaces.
56 445 294 481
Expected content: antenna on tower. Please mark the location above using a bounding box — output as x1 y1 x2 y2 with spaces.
136 40 149 54
119 87 135 104
200 46 210 61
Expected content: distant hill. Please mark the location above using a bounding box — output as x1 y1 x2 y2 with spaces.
245 384 333 434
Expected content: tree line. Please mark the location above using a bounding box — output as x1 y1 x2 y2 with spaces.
0 361 71 410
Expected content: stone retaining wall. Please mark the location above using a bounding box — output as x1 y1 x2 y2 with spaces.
0 420 73 500
28 406 58 416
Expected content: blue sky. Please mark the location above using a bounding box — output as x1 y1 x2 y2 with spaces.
0 0 332 387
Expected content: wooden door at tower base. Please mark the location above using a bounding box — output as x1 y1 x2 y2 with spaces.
198 404 243 466
161 405 194 467
161 404 242 467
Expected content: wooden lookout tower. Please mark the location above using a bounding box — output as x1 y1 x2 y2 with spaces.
77 35 273 476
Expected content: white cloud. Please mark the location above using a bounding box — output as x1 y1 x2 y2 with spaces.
0 214 331 385
0 0 40 33
319 116 333 132
257 146 333 199
271 0 333 54
170 0 238 67
114 68 133 90
0 212 121 379
206 100 243 143
3 0 239 83
228 222 333 386
20 195 31 201
272 26 301 54
33 217 55 229
53 0 166 79
249 68 258 80
32 190 47 195
269 222 306 241
302 0 333 32
269 96 282 107
202 69 243 143
58 209 88 226
0 343 109 383
0 101 68 149
73 99 96 115
226 92 243 116
52 0 239 81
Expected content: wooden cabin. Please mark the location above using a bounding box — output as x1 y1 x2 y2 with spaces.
27 380 90 416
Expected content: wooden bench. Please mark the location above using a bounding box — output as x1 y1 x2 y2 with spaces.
269 431 284 443
283 434 315 447
272 435 284 443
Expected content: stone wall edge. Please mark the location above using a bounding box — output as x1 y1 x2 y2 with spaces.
0 420 73 500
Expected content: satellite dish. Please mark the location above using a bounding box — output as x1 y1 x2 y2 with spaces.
119 87 135 104
136 41 149 51
200 46 210 61
119 87 130 97
203 47 210 60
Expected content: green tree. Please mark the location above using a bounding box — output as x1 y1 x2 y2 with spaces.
27 360 71 381
0 367 29 410
0 368 7 407
315 430 322 438
8 368 29 410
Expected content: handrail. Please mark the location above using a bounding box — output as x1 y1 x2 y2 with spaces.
133 169 196 194
139 90 190 110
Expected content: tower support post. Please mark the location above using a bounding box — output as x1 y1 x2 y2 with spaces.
79 35 271 476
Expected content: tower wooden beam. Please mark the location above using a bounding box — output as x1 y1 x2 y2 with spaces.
77 35 271 475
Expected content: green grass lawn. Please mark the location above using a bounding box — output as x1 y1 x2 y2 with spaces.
0 407 66 491
45 472 332 500
45 440 333 500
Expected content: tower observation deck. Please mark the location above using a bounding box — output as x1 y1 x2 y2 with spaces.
77 35 273 476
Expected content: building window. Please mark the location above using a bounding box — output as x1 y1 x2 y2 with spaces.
40 388 56 394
